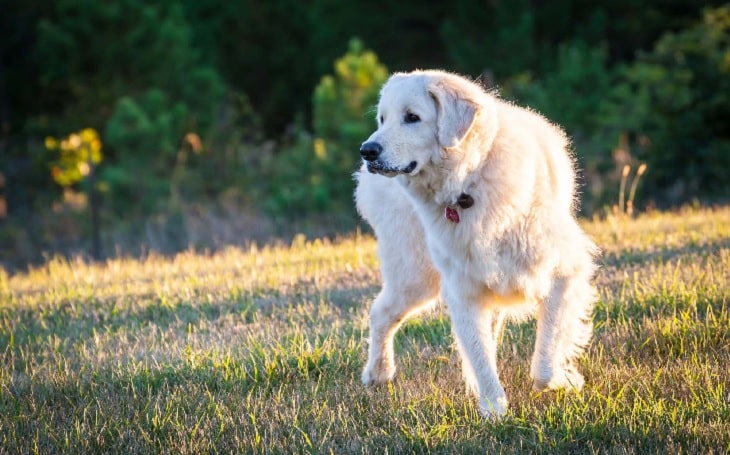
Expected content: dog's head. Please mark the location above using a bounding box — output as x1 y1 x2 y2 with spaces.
360 71 482 177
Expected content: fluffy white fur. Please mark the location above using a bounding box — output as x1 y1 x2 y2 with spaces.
355 70 598 418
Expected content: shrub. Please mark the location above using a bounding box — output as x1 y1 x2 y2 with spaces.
263 39 387 220
614 5 730 204
506 42 616 149
45 128 103 188
503 42 626 213
36 1 229 216
505 6 730 210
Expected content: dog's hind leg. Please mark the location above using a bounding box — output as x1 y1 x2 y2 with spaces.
530 270 596 392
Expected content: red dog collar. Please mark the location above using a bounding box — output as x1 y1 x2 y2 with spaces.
445 193 474 223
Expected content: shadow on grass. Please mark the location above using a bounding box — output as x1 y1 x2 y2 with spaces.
599 235 730 269
1 273 380 366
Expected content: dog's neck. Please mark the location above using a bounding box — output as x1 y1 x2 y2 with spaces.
401 142 486 209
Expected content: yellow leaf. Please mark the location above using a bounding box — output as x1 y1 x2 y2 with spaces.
78 161 91 176
69 134 82 149
80 128 98 143
45 136 58 150
313 138 327 159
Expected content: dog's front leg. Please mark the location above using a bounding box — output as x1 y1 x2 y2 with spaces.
453 309 505 397
363 285 438 385
445 286 508 418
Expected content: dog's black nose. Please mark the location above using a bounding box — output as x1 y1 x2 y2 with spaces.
360 142 383 162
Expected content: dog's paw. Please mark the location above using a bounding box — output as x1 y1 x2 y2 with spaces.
532 365 585 392
361 361 396 386
478 395 509 420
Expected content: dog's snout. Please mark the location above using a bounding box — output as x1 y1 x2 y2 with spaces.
360 142 383 162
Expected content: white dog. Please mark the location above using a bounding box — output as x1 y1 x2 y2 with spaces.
355 70 598 418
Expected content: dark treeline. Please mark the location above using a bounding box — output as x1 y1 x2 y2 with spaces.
1 1 729 264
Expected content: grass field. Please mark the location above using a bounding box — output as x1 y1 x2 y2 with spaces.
1 207 729 453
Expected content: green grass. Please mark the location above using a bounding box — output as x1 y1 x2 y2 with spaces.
2 208 729 454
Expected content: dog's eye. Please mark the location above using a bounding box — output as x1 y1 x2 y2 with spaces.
379 115 384 124
404 112 420 124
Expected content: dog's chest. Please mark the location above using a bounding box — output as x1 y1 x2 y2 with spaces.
427 211 501 279
422 202 542 293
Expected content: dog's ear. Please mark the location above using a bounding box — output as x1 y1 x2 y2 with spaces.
428 80 478 148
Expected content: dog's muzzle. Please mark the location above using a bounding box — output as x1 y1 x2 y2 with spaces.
360 141 417 176
360 141 382 162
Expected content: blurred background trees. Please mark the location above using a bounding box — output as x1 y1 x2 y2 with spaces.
1 0 729 264
262 39 387 221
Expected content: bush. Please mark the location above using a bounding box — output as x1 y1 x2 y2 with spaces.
614 5 730 204
504 42 625 212
36 1 230 216
263 39 387 220
504 7 730 210
506 42 616 149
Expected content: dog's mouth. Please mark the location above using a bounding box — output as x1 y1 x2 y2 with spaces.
366 160 418 177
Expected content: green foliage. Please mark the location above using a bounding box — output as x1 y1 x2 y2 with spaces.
264 39 388 218
506 42 617 148
34 1 231 215
612 6 730 203
503 6 730 209
102 92 186 213
36 2 226 104
441 0 536 79
313 39 388 140
2 0 730 258
105 92 188 161
503 42 626 212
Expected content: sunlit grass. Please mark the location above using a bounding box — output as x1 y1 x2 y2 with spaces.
1 208 729 453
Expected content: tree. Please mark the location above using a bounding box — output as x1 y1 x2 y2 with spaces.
264 39 388 219
35 1 229 215
45 128 104 257
616 5 730 204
